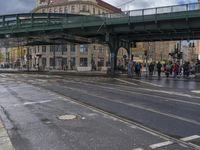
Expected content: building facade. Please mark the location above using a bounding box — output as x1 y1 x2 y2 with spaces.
29 0 121 71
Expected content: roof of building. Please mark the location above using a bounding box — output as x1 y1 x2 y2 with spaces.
96 0 121 13
39 0 121 13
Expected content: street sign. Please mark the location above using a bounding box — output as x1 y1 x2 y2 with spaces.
130 47 145 51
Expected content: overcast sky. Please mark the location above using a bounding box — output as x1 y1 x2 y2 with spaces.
0 0 197 15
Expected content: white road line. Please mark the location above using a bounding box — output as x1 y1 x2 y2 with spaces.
133 148 144 150
114 78 138 85
0 74 6 78
149 141 173 149
132 79 163 87
14 100 53 107
60 86 200 126
139 88 200 99
181 135 200 142
62 80 200 106
191 90 200 94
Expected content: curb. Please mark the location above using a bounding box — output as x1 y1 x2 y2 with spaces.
0 118 15 150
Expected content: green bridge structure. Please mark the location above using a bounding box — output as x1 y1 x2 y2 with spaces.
1 2 200 73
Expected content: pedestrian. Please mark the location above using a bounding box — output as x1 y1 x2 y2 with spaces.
165 63 171 78
135 62 142 77
149 62 155 76
157 61 162 77
173 62 179 78
127 59 133 77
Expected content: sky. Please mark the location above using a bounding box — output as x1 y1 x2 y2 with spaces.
0 0 198 15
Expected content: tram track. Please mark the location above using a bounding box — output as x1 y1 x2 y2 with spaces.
3 75 200 150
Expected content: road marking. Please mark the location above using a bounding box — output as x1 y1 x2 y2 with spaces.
14 100 53 107
191 90 200 94
59 85 200 126
114 78 138 85
62 79 200 107
149 141 173 149
0 74 6 78
132 79 163 87
22 80 200 150
181 135 200 142
133 148 144 150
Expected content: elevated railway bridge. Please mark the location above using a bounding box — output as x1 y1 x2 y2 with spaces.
1 2 200 73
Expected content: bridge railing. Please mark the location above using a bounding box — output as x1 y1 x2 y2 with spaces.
99 2 200 18
0 2 200 31
0 13 68 28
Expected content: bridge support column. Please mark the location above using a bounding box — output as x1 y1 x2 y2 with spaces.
107 34 119 76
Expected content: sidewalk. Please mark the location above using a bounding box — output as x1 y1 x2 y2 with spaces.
0 119 14 150
0 69 108 77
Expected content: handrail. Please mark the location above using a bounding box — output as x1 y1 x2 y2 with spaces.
98 2 200 18
0 2 199 29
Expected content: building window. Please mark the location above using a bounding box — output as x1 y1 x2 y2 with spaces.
99 47 104 53
63 45 67 52
71 5 75 13
59 7 63 13
56 45 62 52
93 8 96 14
69 57 76 69
98 9 101 15
50 58 54 66
37 46 40 53
42 58 46 66
98 58 104 67
49 8 52 13
34 46 36 53
80 58 88 66
54 7 58 13
64 7 68 13
71 44 76 52
62 58 67 66
42 46 46 52
42 8 46 13
55 58 62 67
80 45 88 53
81 5 88 12
50 45 55 52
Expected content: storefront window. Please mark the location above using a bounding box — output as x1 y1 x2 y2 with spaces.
80 58 88 66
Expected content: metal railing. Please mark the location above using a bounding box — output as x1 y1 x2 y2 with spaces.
0 2 200 29
98 2 200 18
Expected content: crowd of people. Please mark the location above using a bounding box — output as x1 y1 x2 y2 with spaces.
123 59 200 78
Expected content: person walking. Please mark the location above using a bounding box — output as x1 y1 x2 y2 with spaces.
157 62 162 78
135 62 142 77
149 62 155 76
173 62 179 78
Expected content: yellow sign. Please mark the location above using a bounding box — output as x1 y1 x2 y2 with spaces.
130 47 145 51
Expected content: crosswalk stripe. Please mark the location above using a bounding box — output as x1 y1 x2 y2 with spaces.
180 135 200 142
149 141 173 149
133 148 144 150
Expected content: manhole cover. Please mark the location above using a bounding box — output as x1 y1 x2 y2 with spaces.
58 114 79 120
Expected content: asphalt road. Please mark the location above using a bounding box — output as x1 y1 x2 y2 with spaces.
0 73 200 150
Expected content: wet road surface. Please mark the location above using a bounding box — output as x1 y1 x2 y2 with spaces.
0 73 200 150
